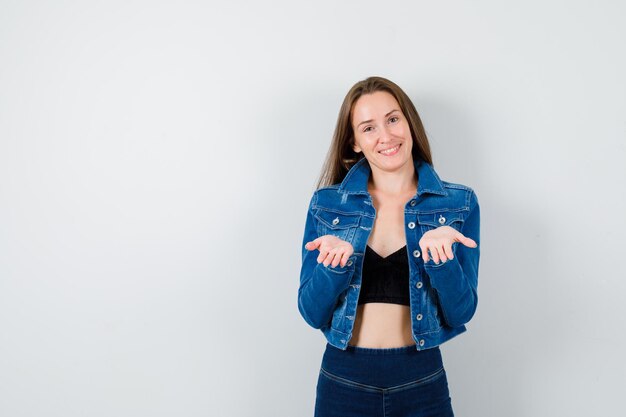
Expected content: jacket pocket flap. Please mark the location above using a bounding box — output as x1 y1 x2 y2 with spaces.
417 211 464 227
314 210 361 229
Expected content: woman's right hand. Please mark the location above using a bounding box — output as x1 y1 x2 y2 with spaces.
305 235 354 268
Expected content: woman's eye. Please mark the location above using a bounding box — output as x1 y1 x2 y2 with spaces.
363 126 373 132
389 116 399 123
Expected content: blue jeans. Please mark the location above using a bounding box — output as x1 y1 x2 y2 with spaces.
315 342 454 417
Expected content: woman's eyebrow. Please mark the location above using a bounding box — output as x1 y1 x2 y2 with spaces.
356 109 400 128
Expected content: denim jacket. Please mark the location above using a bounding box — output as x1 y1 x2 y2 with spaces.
297 157 480 351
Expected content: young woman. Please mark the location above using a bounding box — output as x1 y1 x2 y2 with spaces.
297 76 481 417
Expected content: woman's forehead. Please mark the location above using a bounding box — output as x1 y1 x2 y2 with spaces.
352 91 401 122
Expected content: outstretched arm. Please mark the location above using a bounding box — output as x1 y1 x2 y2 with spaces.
423 189 481 328
297 192 356 329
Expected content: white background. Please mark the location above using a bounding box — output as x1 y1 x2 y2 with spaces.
1 1 625 416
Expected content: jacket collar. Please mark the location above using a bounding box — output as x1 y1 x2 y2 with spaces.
337 156 448 196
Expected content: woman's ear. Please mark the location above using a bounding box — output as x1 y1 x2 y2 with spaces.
352 139 362 153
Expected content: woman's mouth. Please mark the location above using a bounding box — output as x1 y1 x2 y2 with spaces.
379 144 401 156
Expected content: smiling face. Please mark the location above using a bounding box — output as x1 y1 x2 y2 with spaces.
351 90 413 173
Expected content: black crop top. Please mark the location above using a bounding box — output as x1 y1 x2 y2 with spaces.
358 244 410 306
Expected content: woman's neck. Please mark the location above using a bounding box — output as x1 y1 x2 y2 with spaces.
368 162 417 196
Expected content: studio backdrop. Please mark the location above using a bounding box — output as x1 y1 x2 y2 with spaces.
0 1 624 416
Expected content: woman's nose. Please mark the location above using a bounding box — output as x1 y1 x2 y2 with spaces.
379 124 393 141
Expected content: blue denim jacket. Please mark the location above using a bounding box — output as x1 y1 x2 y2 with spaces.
297 157 480 351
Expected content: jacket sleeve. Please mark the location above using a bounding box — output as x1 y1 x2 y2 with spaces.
424 189 480 328
297 191 356 329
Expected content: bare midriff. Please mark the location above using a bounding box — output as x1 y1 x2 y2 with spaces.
346 175 419 348
348 303 415 348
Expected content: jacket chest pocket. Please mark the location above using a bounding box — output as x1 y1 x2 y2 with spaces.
314 209 362 242
416 210 465 234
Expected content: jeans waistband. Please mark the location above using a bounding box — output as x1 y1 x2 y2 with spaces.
321 342 444 388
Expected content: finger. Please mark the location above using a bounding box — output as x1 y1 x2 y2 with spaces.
455 232 477 248
307 237 322 250
427 247 436 264
340 251 349 267
427 246 439 264
328 250 342 268
463 237 477 248
331 249 343 268
317 244 328 263
437 243 448 262
339 243 354 267
435 244 448 262
323 248 337 267
419 241 429 262
443 241 454 260
442 242 451 262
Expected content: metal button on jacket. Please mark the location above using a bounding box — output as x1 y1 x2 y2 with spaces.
409 200 416 206
416 313 423 321
408 221 416 229
332 217 340 225
416 281 423 289
413 249 421 258
438 215 446 225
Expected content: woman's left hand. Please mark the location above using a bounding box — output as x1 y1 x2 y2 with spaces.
419 225 477 264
